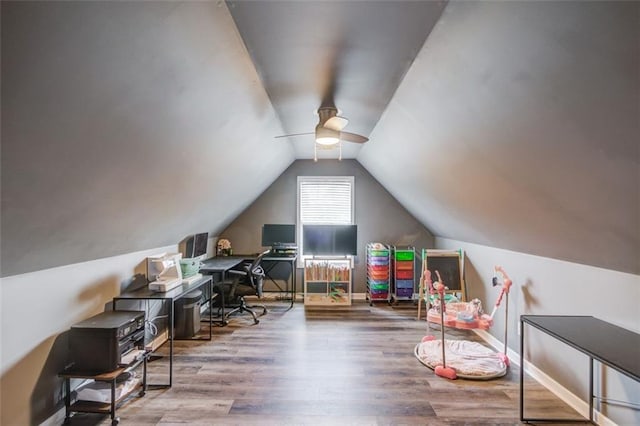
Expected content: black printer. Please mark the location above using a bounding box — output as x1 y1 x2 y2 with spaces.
69 310 145 373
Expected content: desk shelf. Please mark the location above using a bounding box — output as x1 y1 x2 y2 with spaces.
304 258 351 306
60 353 148 425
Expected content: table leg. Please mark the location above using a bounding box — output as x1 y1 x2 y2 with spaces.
64 377 71 424
589 357 594 424
169 298 173 387
290 259 296 309
520 318 525 421
110 377 117 424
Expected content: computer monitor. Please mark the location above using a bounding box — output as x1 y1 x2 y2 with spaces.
261 224 296 247
179 232 209 260
193 232 208 259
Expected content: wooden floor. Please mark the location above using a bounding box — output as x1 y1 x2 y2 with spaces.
68 299 581 425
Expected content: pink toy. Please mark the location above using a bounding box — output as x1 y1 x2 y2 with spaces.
433 271 457 380
416 266 513 379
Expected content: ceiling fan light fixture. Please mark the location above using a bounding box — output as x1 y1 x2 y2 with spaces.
316 136 340 146
315 126 340 146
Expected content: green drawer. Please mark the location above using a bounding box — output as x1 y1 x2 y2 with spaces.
395 251 414 261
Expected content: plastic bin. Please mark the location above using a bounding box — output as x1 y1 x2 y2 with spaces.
174 290 202 338
395 251 414 261
396 270 413 279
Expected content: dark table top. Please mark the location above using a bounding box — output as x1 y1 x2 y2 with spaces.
199 256 247 273
521 315 640 381
115 275 211 300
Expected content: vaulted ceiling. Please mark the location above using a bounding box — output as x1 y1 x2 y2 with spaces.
1 1 638 277
228 0 639 274
227 0 447 160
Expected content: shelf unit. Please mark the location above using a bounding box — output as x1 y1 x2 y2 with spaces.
366 243 391 305
59 352 148 425
392 246 416 303
304 257 352 306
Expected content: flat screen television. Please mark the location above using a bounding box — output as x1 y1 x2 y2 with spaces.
302 224 357 256
261 224 296 247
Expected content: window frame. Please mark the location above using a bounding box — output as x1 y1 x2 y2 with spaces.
296 176 355 267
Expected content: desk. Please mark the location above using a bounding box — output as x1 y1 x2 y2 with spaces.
199 256 248 324
112 276 213 388
262 255 297 308
201 255 297 309
520 315 640 424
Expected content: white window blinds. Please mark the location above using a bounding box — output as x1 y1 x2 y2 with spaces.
298 177 354 224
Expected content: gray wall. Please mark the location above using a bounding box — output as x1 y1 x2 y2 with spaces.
1 1 294 278
437 237 640 425
358 0 640 275
220 159 435 294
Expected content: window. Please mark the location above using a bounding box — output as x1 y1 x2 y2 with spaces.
297 176 354 264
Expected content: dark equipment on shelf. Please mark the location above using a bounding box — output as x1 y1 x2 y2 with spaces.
69 310 145 373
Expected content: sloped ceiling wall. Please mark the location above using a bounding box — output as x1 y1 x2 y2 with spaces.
358 1 639 274
1 2 294 277
2 1 638 278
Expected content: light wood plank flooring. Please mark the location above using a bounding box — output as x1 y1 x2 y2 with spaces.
67 299 581 425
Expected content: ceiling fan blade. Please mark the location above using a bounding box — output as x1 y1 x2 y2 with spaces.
274 132 314 139
340 131 369 144
323 116 349 131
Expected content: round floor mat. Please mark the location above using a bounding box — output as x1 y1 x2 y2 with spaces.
414 339 508 380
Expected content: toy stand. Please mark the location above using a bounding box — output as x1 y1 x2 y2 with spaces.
417 249 466 320
415 266 512 380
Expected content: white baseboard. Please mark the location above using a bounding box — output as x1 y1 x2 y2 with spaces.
352 292 367 300
473 329 616 426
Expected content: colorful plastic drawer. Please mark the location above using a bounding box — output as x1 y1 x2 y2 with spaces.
368 264 389 272
368 250 389 256
396 261 414 270
395 279 414 289
369 283 389 291
369 258 389 266
368 272 389 280
370 289 389 296
396 288 413 297
395 270 413 279
395 251 414 261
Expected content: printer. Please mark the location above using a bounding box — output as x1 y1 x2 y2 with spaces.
69 310 145 373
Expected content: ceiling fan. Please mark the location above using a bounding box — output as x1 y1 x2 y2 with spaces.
276 106 369 161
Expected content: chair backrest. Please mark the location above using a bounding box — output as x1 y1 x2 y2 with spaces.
245 250 269 291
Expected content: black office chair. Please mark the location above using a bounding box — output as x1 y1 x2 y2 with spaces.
223 250 269 324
